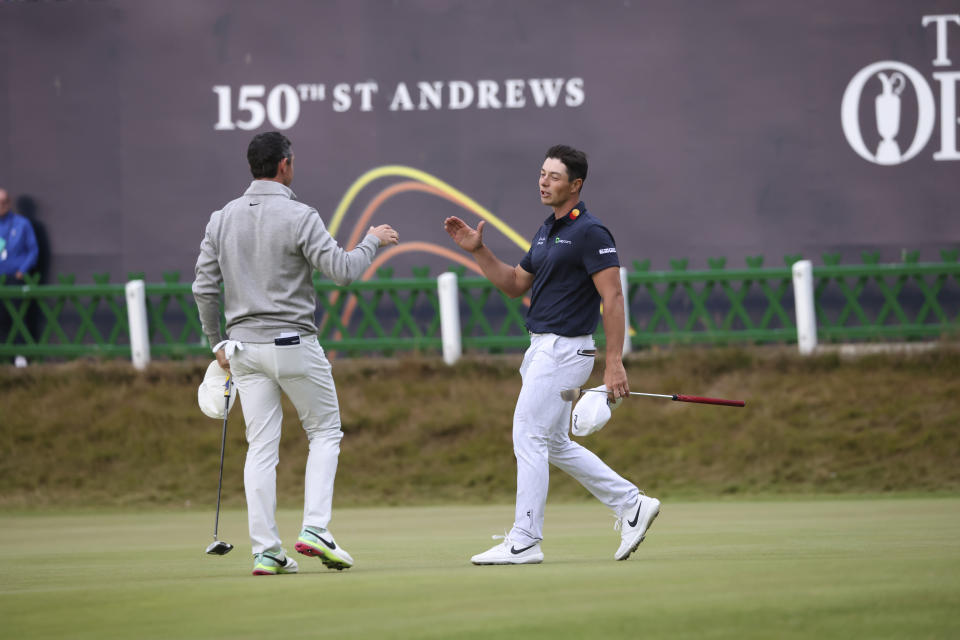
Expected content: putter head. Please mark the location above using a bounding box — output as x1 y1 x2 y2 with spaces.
559 388 582 402
205 540 234 555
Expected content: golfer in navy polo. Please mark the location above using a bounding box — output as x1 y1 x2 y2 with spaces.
445 145 660 565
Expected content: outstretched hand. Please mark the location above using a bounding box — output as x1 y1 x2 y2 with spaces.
444 216 485 253
368 224 400 247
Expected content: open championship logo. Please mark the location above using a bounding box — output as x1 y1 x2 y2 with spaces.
841 14 960 165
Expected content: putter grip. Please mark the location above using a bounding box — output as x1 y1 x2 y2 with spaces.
673 394 745 407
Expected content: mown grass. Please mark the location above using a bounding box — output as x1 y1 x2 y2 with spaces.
1 345 958 509
1 500 958 639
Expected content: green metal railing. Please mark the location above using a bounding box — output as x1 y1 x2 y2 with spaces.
625 251 960 345
2 251 958 361
626 256 796 345
625 250 960 345
315 268 444 353
314 267 530 355
814 251 960 341
0 272 206 359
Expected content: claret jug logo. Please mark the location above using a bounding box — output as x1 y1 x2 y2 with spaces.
841 14 960 165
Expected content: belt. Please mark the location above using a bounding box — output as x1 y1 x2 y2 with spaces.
274 331 301 346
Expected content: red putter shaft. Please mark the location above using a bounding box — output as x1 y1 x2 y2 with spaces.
672 394 745 408
561 388 745 407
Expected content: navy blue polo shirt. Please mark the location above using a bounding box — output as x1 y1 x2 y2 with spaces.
518 202 620 336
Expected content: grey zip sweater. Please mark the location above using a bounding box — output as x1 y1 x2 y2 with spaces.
193 180 380 346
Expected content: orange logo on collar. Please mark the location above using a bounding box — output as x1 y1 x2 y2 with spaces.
569 208 580 220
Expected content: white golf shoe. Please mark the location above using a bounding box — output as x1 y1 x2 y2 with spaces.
252 551 299 576
471 533 544 565
615 495 661 560
295 527 354 571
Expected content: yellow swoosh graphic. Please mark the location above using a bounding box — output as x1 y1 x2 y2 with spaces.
328 165 530 251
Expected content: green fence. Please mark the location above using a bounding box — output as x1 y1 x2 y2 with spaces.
813 251 960 341
2 251 958 361
626 251 960 346
314 266 531 355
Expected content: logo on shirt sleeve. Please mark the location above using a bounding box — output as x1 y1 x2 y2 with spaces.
598 247 617 254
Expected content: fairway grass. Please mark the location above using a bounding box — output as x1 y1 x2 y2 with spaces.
2 498 958 639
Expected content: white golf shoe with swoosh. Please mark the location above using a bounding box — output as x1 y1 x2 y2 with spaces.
252 551 299 576
295 527 354 570
471 533 544 565
615 495 661 560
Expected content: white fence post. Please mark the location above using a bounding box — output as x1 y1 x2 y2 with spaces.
438 271 462 365
620 266 632 356
791 260 818 355
125 279 151 370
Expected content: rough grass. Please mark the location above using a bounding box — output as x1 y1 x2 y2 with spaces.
1 345 958 509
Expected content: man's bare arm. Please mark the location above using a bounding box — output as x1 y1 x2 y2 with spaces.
592 266 629 399
444 216 533 298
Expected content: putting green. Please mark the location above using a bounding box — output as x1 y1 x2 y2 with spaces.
1 498 958 639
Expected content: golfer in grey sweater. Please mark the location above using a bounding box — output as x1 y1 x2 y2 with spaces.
193 131 398 575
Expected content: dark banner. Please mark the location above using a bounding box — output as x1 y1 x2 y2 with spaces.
1 1 958 282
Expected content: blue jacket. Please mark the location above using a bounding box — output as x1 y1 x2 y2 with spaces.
0 212 39 278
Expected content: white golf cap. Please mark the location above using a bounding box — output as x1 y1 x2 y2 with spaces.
198 360 237 419
571 385 620 437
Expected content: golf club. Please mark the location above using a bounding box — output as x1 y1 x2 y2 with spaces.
560 387 745 407
205 372 234 556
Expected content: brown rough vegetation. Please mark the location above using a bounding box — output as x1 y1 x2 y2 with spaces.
1 345 958 510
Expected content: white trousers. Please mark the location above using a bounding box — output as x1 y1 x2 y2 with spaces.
230 335 343 555
510 333 639 546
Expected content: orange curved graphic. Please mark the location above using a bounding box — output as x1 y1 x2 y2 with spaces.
320 169 542 355
345 181 471 251
321 181 474 340
358 241 484 280
329 165 529 250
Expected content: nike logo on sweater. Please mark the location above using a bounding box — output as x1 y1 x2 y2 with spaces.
627 501 643 527
511 543 538 554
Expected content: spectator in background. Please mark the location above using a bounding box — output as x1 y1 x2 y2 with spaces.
0 188 39 365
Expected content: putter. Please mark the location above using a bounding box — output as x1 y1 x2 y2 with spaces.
205 373 234 556
560 387 745 407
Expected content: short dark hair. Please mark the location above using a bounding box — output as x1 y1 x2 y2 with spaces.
545 144 588 186
247 132 292 179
